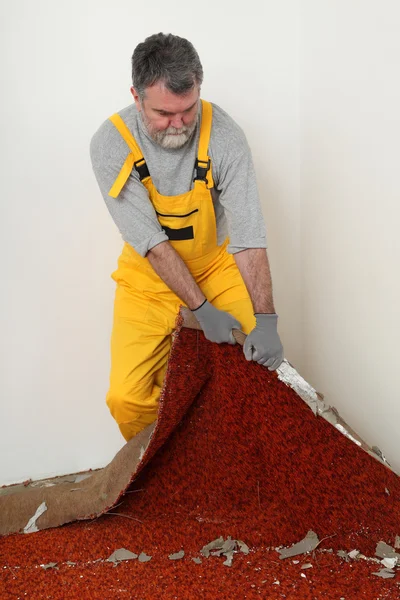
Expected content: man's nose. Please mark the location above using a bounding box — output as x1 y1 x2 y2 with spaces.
170 115 184 129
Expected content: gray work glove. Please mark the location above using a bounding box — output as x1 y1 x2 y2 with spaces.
192 300 242 344
244 313 284 371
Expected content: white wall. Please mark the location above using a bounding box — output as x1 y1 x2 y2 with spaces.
301 1 400 472
0 0 301 485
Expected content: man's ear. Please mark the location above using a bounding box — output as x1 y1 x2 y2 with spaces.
130 87 142 111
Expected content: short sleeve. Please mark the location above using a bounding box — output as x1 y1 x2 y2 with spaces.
216 137 268 254
90 121 168 257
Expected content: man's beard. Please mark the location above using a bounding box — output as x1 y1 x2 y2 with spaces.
141 112 197 149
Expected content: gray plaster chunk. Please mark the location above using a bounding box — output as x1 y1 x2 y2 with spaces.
375 541 400 561
237 540 250 555
65 561 76 566
211 538 236 557
74 473 92 483
169 550 185 560
348 550 360 560
372 568 396 579
223 551 234 567
371 446 391 466
337 550 350 562
395 536 400 550
107 548 138 565
200 536 249 567
301 563 313 569
278 530 320 560
381 557 398 569
200 536 225 557
24 502 48 534
138 552 152 563
222 538 236 553
192 557 202 564
40 562 58 570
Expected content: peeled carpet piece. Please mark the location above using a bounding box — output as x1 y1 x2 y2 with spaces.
1 321 400 598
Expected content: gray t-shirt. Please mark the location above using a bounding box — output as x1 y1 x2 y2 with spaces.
90 101 267 257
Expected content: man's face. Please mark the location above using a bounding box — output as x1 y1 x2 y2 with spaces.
131 83 200 149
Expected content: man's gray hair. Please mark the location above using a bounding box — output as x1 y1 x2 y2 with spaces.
131 33 203 100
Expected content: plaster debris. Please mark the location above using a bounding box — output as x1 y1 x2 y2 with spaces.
334 425 362 447
300 572 307 578
200 536 250 567
24 502 47 534
66 561 76 566
237 540 250 555
301 563 313 569
30 481 56 488
107 549 138 566
138 552 152 563
192 557 202 564
375 541 400 561
169 550 185 560
372 568 396 579
395 536 400 550
385 488 390 495
200 537 225 557
372 446 391 467
337 550 350 561
381 557 398 569
277 360 323 415
74 473 92 483
277 530 320 559
272 580 280 585
348 550 360 560
40 562 58 570
223 551 234 567
292 560 300 564
139 446 146 461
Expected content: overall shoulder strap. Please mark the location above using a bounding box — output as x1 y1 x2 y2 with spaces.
108 113 150 198
194 100 214 188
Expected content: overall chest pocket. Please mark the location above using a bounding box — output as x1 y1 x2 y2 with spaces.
156 209 198 241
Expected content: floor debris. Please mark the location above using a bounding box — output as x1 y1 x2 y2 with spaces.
138 552 152 563
23 502 47 534
277 530 320 559
337 550 350 562
348 549 360 560
40 562 58 570
395 536 400 549
301 563 313 569
200 536 224 557
372 568 396 579
192 557 202 564
200 536 250 567
106 548 138 566
381 557 398 569
168 550 184 560
375 541 400 561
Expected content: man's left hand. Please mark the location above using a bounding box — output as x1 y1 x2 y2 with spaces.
243 314 284 371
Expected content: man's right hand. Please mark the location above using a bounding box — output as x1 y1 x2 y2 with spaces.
192 300 242 344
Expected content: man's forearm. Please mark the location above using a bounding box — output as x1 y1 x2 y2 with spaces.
147 241 205 309
234 248 275 313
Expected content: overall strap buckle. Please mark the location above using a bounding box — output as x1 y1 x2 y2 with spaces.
134 158 150 181
194 158 211 184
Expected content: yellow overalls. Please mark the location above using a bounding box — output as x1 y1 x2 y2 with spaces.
106 100 256 441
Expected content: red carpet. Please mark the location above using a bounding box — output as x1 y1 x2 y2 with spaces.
1 327 400 598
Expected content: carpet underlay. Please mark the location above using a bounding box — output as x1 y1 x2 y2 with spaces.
1 325 400 599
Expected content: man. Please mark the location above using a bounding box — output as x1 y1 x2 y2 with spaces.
90 33 284 442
